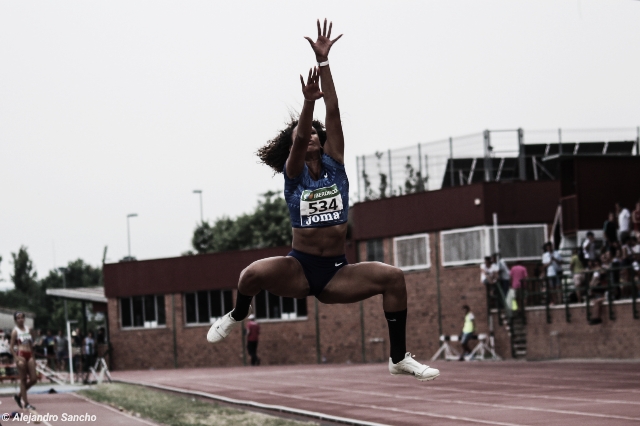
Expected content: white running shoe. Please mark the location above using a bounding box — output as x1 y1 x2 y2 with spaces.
389 352 440 381
207 306 252 343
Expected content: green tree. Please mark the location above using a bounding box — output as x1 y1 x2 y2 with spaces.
191 191 292 254
10 246 37 294
0 247 102 332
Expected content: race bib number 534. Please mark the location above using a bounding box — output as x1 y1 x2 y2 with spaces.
300 184 344 226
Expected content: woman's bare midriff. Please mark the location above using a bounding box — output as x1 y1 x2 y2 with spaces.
292 223 348 257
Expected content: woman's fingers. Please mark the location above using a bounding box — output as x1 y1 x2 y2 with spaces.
317 19 321 38
327 22 332 39
323 18 327 37
304 36 314 46
307 68 313 84
331 33 343 44
300 75 305 90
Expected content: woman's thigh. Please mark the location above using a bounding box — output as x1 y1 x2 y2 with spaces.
27 358 37 380
317 261 403 305
241 256 310 299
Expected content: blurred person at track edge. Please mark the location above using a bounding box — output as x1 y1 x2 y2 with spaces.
603 212 618 247
246 314 260 366
55 329 68 371
459 305 475 361
10 312 37 411
207 19 439 382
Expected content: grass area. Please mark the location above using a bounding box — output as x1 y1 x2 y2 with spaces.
79 383 317 426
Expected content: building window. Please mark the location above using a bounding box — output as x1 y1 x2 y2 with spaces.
184 290 233 325
393 233 430 271
366 239 384 262
440 224 547 267
120 295 166 329
254 290 307 320
441 226 485 267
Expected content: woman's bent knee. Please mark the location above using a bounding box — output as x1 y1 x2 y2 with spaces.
238 264 263 294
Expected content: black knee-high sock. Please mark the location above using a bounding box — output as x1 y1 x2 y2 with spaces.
385 309 407 364
231 291 253 321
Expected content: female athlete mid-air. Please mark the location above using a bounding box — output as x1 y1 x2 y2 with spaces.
207 19 439 382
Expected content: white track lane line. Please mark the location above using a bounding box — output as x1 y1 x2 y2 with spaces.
71 393 159 426
122 379 525 426
291 372 640 406
164 366 640 396
443 376 640 394
232 375 640 422
116 379 388 426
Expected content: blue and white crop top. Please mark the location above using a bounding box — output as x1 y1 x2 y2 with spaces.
284 153 349 228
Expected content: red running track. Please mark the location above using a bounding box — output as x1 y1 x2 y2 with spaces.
0 392 162 426
113 359 640 426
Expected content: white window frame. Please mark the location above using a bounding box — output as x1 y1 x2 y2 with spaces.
120 295 166 330
255 290 308 322
440 224 548 267
393 233 431 271
493 224 549 262
184 290 233 326
439 226 487 267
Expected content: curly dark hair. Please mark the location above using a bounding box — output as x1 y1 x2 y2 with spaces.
257 117 327 174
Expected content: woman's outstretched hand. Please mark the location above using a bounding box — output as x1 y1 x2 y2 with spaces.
304 18 343 62
300 67 323 101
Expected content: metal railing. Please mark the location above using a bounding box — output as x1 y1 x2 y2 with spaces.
356 127 640 201
520 265 639 324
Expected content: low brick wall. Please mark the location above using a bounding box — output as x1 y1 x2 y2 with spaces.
524 301 640 360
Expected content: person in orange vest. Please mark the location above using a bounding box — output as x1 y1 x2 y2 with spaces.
246 314 260 366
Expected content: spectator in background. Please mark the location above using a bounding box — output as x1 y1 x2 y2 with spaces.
55 330 68 371
570 247 586 303
542 242 563 305
616 203 631 243
0 334 12 364
45 329 56 369
246 314 260 366
480 256 499 308
588 259 606 325
582 231 597 262
510 261 528 311
82 331 96 382
632 201 640 238
33 329 45 358
492 253 511 303
603 212 618 247
459 305 475 361
621 236 636 283
96 328 106 345
480 256 496 286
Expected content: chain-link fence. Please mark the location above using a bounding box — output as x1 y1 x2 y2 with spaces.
355 127 640 202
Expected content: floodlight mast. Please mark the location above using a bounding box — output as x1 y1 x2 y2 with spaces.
126 213 138 258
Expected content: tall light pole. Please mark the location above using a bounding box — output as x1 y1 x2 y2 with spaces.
58 267 68 324
126 213 138 258
193 190 203 223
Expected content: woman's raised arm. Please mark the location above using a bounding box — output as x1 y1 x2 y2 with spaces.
285 67 323 179
305 19 344 163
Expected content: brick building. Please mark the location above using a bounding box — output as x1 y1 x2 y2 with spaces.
103 155 640 370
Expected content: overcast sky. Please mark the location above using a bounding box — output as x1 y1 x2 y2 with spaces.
1 1 639 288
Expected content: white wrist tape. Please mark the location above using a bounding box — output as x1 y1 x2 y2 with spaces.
317 60 329 67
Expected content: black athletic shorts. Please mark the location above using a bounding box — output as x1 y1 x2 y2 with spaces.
288 249 348 297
